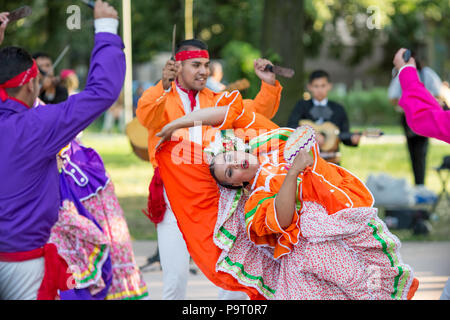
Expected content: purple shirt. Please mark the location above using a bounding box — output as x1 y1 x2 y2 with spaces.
0 33 126 252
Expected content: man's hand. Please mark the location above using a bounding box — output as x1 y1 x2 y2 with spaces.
254 58 276 86
0 12 10 45
94 0 118 20
393 48 416 71
162 59 181 90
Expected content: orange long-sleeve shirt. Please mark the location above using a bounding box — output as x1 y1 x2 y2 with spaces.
136 80 282 167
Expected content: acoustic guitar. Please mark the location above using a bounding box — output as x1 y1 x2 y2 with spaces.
299 120 383 164
126 118 149 162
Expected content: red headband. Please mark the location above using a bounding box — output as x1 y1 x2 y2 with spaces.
0 59 39 102
175 50 209 62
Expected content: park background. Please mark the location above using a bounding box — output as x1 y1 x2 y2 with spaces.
1 0 449 241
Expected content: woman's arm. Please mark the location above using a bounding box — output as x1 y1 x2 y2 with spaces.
274 170 300 228
398 66 450 143
156 106 228 148
275 150 313 228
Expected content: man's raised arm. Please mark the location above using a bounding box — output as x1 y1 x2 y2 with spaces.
32 0 126 156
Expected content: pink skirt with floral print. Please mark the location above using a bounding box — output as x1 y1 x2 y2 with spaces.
215 188 417 300
49 181 148 300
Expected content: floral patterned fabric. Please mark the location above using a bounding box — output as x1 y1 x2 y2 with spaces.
49 179 148 300
214 188 416 300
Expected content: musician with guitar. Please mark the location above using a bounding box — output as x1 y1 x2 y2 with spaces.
287 70 362 165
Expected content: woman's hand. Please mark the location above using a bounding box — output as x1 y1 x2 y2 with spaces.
290 149 313 174
155 122 179 150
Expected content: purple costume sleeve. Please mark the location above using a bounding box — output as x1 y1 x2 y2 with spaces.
0 32 125 253
32 32 126 156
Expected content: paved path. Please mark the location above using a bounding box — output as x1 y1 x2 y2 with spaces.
132 240 450 300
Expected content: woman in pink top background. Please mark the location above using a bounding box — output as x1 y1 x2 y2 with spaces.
394 48 450 144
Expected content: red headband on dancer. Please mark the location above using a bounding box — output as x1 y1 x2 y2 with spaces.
175 50 209 62
0 59 39 102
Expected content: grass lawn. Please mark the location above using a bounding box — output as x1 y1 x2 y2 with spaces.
80 131 450 242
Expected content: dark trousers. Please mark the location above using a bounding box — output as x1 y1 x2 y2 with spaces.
401 115 428 185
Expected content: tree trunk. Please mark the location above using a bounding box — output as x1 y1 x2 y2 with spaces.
261 0 304 127
45 0 70 68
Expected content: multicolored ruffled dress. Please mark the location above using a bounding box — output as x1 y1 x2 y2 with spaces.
48 139 148 300
155 90 419 300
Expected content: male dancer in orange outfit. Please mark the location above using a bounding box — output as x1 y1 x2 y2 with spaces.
137 38 282 299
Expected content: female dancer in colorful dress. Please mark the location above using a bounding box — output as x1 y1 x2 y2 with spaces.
32 97 148 300
49 138 148 300
155 90 419 300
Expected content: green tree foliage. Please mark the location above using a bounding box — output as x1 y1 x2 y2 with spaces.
1 0 447 95
130 0 263 63
329 87 399 125
220 40 261 98
0 0 121 82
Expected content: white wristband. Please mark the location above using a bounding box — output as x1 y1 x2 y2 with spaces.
398 64 416 76
94 18 119 35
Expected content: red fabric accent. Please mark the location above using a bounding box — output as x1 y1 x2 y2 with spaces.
0 243 72 300
0 247 44 262
37 244 71 300
0 59 39 102
7 96 31 109
175 78 197 112
142 167 167 225
175 49 209 62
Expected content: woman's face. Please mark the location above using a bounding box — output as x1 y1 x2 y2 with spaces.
212 151 259 187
